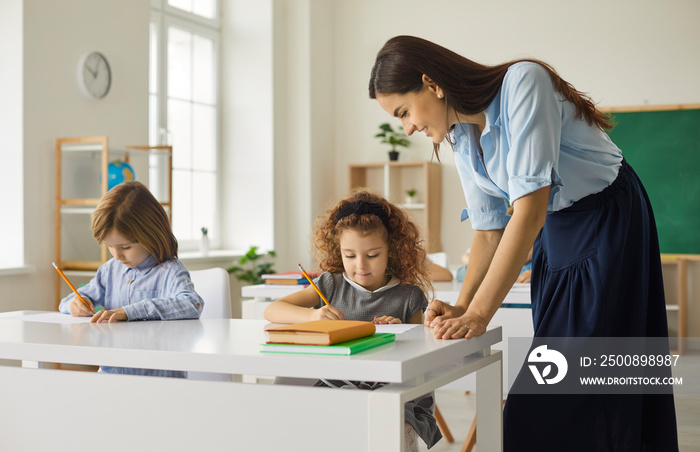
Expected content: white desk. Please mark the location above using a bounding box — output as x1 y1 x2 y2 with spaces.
0 311 502 452
243 281 534 393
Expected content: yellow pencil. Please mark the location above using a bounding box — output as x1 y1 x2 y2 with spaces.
52 262 94 313
298 263 330 306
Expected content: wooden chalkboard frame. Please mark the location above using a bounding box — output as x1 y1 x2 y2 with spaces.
601 103 700 255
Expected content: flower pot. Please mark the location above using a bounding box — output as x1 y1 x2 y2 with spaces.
388 150 399 161
200 234 209 256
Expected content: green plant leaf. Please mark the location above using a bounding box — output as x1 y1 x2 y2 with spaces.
227 245 277 285
377 122 409 151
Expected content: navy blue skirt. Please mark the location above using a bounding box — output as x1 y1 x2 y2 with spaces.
504 160 679 451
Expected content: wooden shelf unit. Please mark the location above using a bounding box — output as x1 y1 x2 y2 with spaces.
54 136 172 301
348 161 442 253
660 254 699 354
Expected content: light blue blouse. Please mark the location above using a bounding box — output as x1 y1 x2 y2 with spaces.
452 61 623 230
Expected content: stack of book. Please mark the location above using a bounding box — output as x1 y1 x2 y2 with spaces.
262 271 321 286
262 320 395 355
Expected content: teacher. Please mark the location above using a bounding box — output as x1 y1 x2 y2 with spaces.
369 35 678 451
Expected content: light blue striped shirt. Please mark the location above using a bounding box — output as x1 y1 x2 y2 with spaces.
452 61 623 230
58 255 203 377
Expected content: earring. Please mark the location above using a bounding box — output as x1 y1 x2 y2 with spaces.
437 93 443 99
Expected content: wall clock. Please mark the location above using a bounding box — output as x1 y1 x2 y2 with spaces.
77 51 112 99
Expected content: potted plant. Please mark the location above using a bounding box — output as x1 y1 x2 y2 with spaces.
227 246 277 285
405 189 417 204
375 122 410 161
200 227 209 256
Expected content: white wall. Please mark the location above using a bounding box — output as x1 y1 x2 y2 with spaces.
221 0 274 253
269 0 337 271
0 0 24 269
0 0 149 312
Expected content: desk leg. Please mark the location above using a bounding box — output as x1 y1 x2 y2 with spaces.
476 354 503 451
368 391 403 451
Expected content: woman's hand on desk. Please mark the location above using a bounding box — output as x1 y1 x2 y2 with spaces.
432 312 487 340
90 308 127 323
425 300 487 339
424 299 464 326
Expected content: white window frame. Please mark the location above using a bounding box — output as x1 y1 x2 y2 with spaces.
150 0 222 252
0 0 28 272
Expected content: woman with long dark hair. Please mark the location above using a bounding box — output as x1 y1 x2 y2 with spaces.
369 35 677 451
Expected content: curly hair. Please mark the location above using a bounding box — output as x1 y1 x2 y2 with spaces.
312 189 433 296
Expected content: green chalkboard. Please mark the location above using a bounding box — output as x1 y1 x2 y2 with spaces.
606 108 700 254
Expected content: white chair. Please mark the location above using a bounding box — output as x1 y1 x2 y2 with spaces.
188 267 232 381
190 267 232 319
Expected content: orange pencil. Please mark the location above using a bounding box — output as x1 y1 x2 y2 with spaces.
298 263 330 306
52 262 94 313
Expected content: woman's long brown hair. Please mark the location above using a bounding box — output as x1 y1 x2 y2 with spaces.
369 35 614 157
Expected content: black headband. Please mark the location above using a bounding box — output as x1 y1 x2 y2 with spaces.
335 200 391 232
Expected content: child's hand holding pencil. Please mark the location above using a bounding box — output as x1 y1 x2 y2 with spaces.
309 304 345 321
298 263 345 321
52 262 102 317
68 296 96 317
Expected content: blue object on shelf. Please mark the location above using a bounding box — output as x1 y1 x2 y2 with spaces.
107 160 135 190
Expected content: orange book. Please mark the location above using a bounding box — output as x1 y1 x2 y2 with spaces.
266 320 376 346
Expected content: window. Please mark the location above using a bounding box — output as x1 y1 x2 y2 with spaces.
0 0 25 271
150 0 220 251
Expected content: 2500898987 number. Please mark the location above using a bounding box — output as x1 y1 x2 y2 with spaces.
599 355 680 367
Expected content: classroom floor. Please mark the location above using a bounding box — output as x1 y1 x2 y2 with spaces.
421 351 700 452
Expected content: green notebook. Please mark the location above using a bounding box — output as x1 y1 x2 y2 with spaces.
261 333 396 355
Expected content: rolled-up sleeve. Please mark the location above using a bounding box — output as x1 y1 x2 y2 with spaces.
503 64 561 202
454 150 509 230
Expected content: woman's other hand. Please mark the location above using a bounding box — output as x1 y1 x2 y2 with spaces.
424 299 466 327
516 269 531 283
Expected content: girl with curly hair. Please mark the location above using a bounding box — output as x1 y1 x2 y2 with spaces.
264 189 441 450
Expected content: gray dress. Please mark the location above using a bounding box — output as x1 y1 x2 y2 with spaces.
312 272 442 448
